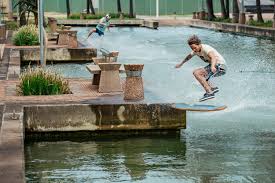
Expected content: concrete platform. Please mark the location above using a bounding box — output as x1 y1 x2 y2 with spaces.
5 39 97 63
57 19 159 29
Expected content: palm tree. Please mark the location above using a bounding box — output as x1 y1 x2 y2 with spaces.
66 0 71 18
220 0 227 18
89 0 95 15
206 0 216 20
225 0 230 18
129 0 134 18
14 0 38 26
18 2 27 26
256 0 264 23
86 0 95 14
117 0 122 14
232 0 239 23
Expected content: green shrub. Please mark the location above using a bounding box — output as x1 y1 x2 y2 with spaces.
69 13 81 19
13 24 39 46
248 20 273 27
84 14 104 19
17 68 71 96
5 21 19 31
213 17 232 23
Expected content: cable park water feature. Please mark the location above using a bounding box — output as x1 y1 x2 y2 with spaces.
24 26 275 182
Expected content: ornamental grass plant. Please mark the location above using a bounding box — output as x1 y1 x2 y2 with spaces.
17 67 71 96
13 24 39 46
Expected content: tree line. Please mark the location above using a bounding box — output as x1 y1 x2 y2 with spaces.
14 0 274 26
207 0 268 23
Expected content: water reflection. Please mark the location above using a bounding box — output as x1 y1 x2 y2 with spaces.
25 130 275 182
25 136 186 182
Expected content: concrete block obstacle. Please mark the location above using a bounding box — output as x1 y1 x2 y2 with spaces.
98 63 123 93
124 64 144 101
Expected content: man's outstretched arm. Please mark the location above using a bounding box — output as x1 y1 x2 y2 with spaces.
175 54 193 68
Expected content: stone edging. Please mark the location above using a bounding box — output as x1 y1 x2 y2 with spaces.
159 19 275 40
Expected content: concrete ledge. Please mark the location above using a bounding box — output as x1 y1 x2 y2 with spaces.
24 104 186 133
142 20 159 29
21 47 97 62
0 109 24 183
58 19 144 26
8 50 20 80
159 19 275 39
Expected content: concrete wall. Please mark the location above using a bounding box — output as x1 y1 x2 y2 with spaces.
160 19 275 40
24 104 186 133
57 19 144 26
21 48 97 62
8 50 20 80
0 104 25 183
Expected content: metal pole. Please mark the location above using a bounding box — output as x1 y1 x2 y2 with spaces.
156 0 159 18
38 0 44 66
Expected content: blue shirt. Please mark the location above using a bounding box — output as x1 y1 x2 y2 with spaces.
96 17 110 33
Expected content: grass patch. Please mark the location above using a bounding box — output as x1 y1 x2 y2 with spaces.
248 20 273 28
12 24 39 46
213 17 232 23
17 67 71 96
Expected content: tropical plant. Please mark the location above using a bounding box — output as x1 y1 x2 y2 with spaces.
13 24 39 46
17 67 71 96
13 0 38 26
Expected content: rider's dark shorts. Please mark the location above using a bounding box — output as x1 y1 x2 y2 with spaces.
95 28 104 36
204 64 227 81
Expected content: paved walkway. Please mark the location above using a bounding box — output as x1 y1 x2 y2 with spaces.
0 79 125 105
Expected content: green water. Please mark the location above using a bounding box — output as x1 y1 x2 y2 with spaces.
25 132 275 182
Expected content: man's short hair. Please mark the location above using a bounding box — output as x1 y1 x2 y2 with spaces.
188 35 201 45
